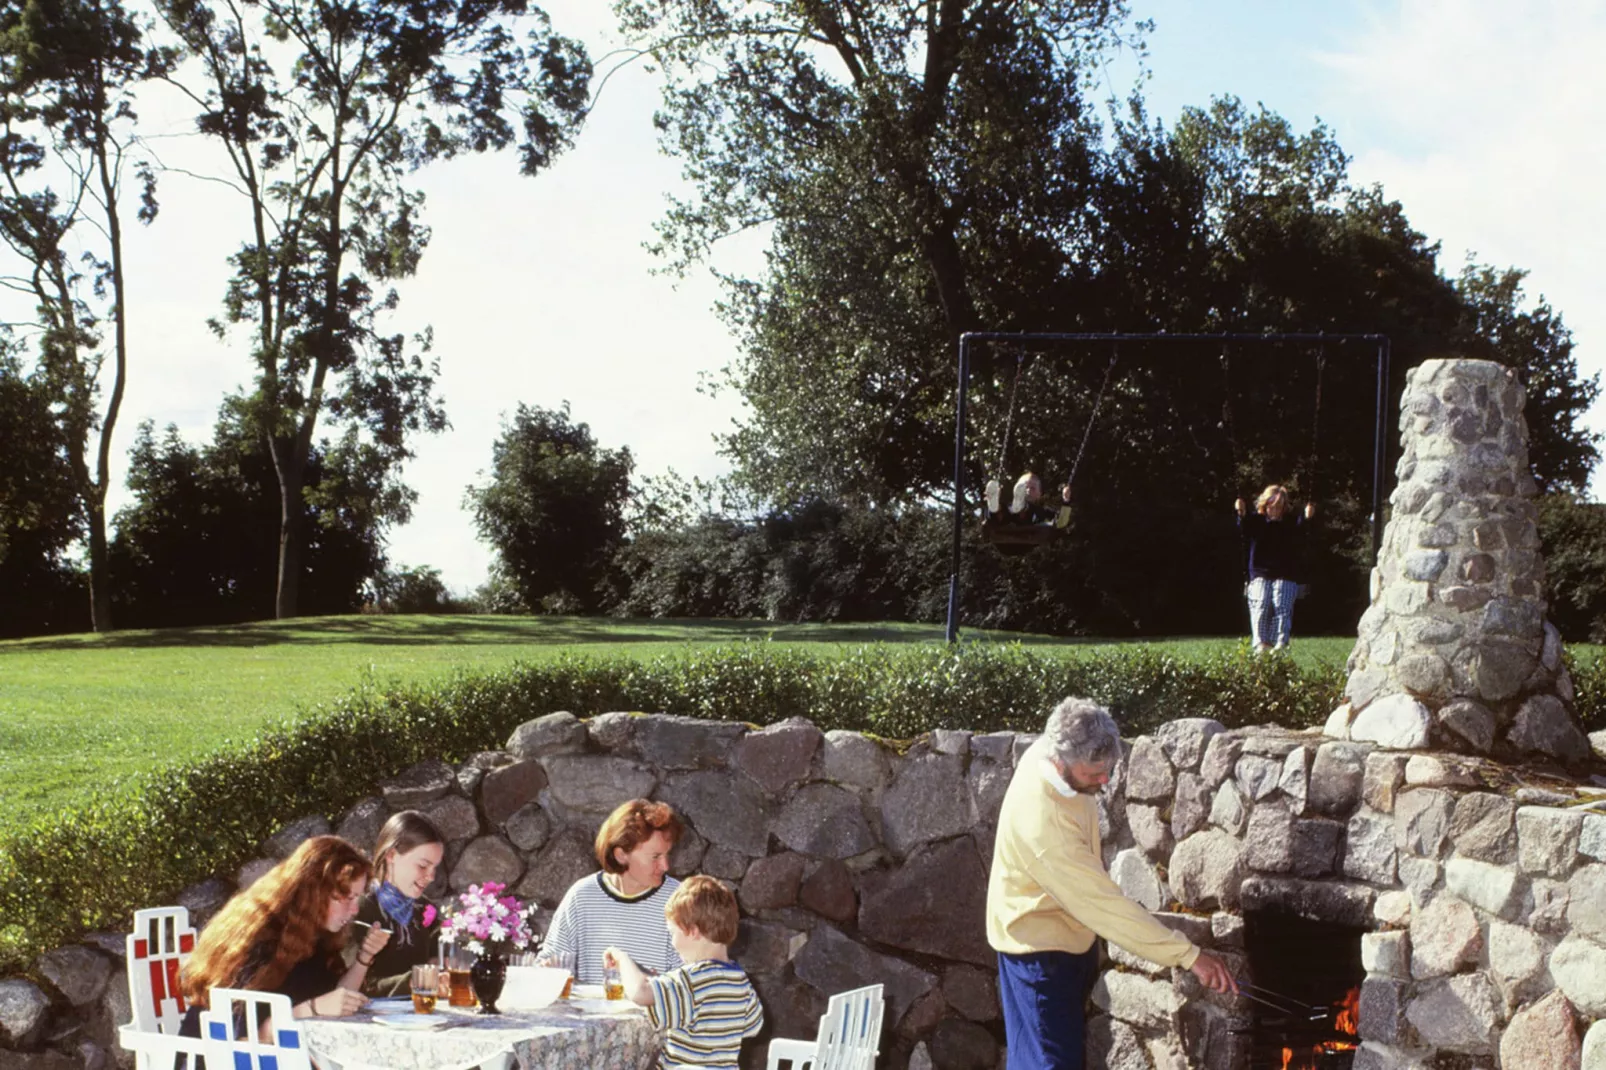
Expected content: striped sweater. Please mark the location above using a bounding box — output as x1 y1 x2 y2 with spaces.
648 959 764 1070
542 873 681 984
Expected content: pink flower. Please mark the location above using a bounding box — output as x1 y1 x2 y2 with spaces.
421 904 437 927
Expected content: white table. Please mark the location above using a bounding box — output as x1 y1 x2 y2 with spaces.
301 996 658 1070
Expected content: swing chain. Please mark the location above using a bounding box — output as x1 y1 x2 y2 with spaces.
994 350 1026 482
1065 349 1120 488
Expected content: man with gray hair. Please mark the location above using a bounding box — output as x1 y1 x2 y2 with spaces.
986 697 1237 1069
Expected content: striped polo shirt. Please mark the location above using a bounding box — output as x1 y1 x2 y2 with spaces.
648 959 764 1069
542 874 681 984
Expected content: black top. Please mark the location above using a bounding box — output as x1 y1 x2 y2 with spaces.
1238 512 1308 582
351 892 442 996
177 940 342 1068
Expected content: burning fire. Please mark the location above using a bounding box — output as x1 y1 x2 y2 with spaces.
1278 987 1360 1069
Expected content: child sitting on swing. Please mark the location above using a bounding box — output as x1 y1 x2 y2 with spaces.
985 472 1072 528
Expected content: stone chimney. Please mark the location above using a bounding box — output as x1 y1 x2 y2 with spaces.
1326 357 1590 765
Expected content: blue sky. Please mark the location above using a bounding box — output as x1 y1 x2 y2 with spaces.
12 1 1604 593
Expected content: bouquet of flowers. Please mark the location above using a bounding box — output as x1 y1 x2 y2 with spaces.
440 881 537 958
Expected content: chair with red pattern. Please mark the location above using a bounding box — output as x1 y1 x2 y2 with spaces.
119 906 208 1069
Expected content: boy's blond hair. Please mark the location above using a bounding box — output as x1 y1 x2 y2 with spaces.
664 875 740 945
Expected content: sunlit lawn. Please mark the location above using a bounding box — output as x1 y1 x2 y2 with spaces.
1 615 1355 831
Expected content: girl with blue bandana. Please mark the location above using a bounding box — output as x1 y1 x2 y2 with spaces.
349 811 446 995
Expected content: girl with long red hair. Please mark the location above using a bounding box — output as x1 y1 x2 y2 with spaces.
177 835 391 1051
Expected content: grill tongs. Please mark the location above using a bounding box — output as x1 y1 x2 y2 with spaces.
1232 979 1334 1022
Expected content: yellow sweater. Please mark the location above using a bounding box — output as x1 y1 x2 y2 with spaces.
985 738 1199 969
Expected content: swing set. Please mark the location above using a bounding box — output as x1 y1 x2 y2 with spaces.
946 331 1392 642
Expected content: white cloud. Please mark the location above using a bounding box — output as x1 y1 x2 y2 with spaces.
1319 0 1606 493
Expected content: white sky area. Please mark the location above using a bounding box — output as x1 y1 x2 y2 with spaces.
11 0 1606 594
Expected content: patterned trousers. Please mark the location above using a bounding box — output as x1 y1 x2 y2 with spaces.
1247 577 1300 648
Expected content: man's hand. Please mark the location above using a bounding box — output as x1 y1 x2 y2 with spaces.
1189 952 1238 995
1304 502 1316 519
1234 498 1246 516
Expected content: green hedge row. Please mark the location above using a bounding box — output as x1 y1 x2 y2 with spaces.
3 641 1598 976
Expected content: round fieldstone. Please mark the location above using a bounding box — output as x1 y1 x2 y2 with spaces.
660 769 774 856
1508 694 1591 764
941 965 999 1023
514 827 597 908
881 753 972 858
1503 983 1580 1066
420 793 481 843
0 979 49 1046
336 796 389 852
858 839 992 966
774 783 875 859
507 711 587 759
928 1018 996 1070
821 731 892 792
1410 896 1480 978
449 835 524 892
380 760 456 809
263 814 332 859
1168 830 1245 910
739 852 806 913
479 759 548 827
504 803 551 853
799 858 857 924
1350 694 1432 750
1448 792 1516 863
1552 936 1606 1017
35 946 111 1007
733 718 822 795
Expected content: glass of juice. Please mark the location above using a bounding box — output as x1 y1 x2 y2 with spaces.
410 965 438 1014
603 960 623 1001
444 944 477 1008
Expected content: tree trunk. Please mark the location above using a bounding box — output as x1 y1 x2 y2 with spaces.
273 442 305 619
86 497 113 631
90 112 129 633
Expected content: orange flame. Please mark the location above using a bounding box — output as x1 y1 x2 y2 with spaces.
1334 986 1360 1037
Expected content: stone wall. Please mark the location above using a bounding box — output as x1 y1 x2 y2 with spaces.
1333 357 1590 766
5 711 1605 1070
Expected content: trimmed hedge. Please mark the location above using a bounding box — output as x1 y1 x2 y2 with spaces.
7 640 1598 975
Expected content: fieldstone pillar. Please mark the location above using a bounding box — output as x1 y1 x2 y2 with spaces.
1327 358 1589 765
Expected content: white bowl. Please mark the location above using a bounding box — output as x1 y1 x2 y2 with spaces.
499 965 571 1010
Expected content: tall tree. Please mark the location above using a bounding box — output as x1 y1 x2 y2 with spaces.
157 0 590 617
615 0 1128 504
0 0 169 629
466 402 633 613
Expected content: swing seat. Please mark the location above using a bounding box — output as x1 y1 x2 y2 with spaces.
983 521 1063 547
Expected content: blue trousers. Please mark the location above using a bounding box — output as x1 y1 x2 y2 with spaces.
997 948 1100 1070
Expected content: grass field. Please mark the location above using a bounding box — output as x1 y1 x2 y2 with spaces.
3 614 1360 832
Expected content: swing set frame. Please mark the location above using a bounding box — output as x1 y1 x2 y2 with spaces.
946 331 1392 643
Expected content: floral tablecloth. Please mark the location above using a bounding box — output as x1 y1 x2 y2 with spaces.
301 997 658 1070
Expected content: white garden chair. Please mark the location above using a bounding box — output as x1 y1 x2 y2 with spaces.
201 988 312 1070
765 983 884 1070
119 906 210 1070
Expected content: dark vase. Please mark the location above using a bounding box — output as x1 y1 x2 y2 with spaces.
469 951 506 1014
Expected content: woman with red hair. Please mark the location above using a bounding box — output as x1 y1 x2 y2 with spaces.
540 798 684 984
178 836 391 1055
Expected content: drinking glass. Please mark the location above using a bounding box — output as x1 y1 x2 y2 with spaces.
409 965 439 1014
552 950 575 999
603 960 623 1001
444 944 477 1008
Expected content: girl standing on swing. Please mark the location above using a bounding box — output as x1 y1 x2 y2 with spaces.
1234 485 1315 652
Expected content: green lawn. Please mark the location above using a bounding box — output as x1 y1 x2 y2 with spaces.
1 615 1353 831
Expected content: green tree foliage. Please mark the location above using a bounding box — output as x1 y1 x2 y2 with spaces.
1537 492 1606 643
467 403 632 613
370 563 455 613
109 410 406 626
156 0 591 618
0 0 171 629
619 0 1600 634
0 333 86 635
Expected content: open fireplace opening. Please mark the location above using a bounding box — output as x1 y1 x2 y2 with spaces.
1243 910 1365 1070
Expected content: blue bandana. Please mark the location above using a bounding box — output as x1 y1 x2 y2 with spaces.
375 881 415 930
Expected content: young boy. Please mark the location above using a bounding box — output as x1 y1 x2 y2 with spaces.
605 875 764 1069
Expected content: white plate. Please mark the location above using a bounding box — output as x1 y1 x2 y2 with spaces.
569 983 605 1001
374 1013 449 1031
367 998 413 1011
